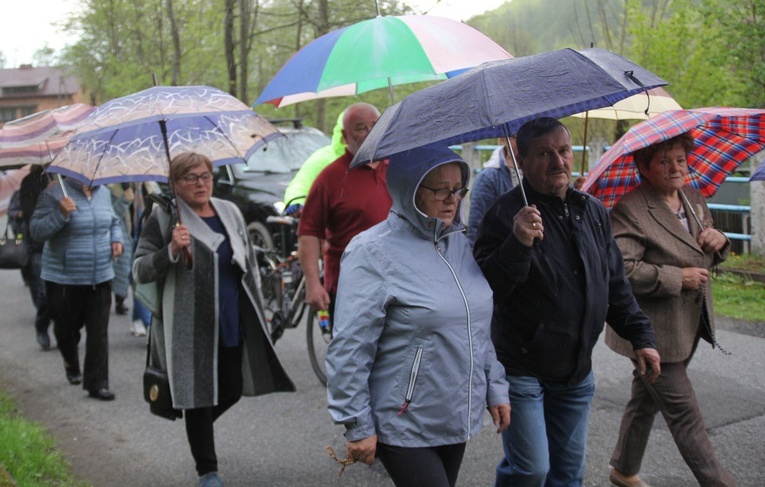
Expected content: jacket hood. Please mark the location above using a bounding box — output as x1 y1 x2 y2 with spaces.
330 111 346 157
387 144 470 240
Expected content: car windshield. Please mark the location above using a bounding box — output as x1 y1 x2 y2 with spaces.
236 131 330 176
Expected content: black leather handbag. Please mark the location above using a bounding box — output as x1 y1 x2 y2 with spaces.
0 220 30 269
143 328 182 420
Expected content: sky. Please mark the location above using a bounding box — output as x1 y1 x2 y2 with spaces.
1 0 509 68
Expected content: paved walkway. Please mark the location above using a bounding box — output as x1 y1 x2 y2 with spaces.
0 267 762 486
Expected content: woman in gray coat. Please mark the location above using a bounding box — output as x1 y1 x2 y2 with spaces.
326 144 510 487
133 153 295 487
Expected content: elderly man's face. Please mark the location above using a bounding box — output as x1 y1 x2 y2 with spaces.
342 106 379 155
518 125 573 199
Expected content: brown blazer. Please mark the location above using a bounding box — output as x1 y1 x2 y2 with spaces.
605 183 730 363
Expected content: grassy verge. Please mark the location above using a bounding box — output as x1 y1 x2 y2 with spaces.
718 252 765 273
0 390 89 487
712 252 765 322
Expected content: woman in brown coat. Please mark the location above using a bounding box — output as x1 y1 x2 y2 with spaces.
605 133 736 487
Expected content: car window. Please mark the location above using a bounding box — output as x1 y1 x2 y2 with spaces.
238 131 330 175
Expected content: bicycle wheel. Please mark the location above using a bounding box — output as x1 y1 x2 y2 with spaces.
306 306 330 387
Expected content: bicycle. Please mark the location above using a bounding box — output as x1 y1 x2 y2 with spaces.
254 212 332 386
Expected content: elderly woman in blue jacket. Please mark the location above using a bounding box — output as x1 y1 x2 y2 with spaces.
30 177 123 400
326 144 511 487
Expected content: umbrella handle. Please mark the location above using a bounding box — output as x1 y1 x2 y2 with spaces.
56 174 69 198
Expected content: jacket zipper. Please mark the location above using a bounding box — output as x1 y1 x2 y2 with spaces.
398 345 423 415
433 241 475 440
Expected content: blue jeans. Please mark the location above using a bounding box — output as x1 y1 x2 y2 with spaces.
495 371 595 487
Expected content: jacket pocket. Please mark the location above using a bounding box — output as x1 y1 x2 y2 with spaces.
398 345 423 415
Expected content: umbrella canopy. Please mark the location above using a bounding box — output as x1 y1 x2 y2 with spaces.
570 87 682 121
352 47 668 167
752 160 765 181
0 134 71 170
254 15 512 107
583 107 765 209
0 167 31 217
0 103 95 147
49 86 282 186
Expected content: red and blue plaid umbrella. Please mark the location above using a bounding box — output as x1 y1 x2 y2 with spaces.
584 107 765 209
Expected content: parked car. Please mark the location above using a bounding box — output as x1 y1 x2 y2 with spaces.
213 118 330 252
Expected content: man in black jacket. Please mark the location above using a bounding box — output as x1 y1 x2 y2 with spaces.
473 117 661 487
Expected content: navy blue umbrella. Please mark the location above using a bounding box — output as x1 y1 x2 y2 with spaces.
352 48 668 169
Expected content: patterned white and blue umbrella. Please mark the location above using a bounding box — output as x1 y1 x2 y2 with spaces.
48 86 282 186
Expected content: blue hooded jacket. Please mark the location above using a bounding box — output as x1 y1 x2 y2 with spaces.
326 144 508 447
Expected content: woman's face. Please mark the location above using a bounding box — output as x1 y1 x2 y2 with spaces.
174 164 213 209
639 142 689 196
415 163 464 228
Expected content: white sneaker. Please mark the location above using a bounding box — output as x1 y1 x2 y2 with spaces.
131 320 147 337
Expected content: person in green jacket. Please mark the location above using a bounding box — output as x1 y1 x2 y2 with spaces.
283 110 346 216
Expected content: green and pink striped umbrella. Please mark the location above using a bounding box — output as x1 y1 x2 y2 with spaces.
254 15 512 108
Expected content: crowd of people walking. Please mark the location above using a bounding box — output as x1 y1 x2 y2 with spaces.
1 107 739 487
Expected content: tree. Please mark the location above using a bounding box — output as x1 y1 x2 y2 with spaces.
33 46 58 67
721 0 765 107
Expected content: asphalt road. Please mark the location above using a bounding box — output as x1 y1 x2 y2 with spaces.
0 267 763 486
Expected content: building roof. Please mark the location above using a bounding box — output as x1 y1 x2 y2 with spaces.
0 65 80 98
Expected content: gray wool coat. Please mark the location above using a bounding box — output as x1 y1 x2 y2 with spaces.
605 184 730 363
133 197 295 409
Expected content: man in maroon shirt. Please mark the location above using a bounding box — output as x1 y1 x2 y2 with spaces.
297 102 392 324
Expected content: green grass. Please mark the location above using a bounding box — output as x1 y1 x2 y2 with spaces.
0 390 89 487
712 272 765 322
718 252 765 273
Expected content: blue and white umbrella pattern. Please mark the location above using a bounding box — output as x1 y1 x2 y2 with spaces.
49 86 282 186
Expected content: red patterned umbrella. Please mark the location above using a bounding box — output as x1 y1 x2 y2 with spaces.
583 107 765 209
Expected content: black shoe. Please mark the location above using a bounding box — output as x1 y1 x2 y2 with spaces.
66 371 82 385
36 332 51 351
88 388 115 401
115 302 128 315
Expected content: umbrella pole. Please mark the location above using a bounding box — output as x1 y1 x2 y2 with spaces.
387 77 395 105
581 111 589 177
56 174 69 198
159 118 193 269
503 123 528 206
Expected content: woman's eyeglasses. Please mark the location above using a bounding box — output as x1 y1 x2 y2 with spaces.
178 172 213 185
419 185 469 201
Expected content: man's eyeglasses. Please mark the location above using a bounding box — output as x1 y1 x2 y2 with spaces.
178 172 213 185
419 185 469 201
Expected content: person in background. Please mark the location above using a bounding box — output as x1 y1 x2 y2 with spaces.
327 144 510 487
110 183 135 318
466 135 521 246
473 117 661 487
606 133 736 487
19 165 52 350
133 152 295 487
283 111 346 216
128 181 163 336
297 102 391 328
30 177 123 401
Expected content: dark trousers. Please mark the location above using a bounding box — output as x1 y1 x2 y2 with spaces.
45 281 112 391
610 338 736 486
30 253 50 335
184 345 244 476
376 442 467 487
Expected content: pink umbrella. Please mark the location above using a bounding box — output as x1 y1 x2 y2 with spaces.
0 103 95 147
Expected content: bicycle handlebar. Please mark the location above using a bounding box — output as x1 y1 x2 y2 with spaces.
266 215 298 226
